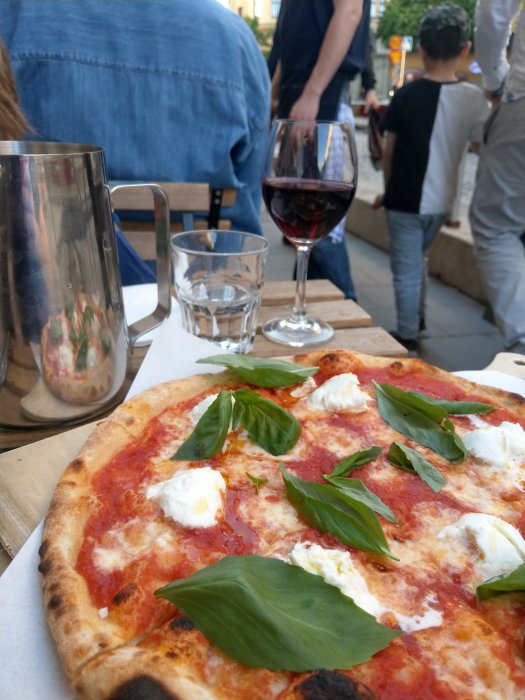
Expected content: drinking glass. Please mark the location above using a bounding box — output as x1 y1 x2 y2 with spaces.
261 119 358 346
171 230 269 353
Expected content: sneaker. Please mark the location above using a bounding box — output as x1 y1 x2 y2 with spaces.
389 331 419 352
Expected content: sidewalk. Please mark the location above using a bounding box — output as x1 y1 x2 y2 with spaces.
261 129 505 372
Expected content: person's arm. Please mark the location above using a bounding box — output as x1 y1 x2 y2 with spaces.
372 131 395 209
289 0 363 120
475 0 520 97
271 60 281 121
363 88 380 114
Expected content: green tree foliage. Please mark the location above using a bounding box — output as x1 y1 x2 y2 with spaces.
377 0 476 49
244 16 274 58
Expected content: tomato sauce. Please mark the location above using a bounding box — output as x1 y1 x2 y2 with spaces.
76 406 260 627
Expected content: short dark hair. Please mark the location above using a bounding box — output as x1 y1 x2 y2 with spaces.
419 4 470 60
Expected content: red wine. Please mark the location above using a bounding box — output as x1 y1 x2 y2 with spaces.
262 178 355 245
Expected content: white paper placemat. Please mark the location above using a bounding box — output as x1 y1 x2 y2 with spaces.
1 367 524 699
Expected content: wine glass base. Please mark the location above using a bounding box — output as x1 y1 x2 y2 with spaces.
261 315 334 348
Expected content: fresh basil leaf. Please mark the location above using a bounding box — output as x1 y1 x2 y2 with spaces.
101 333 111 356
387 442 446 493
281 464 396 559
375 382 449 423
324 476 397 523
476 564 525 603
49 318 63 344
403 390 495 416
196 354 318 388
172 390 232 460
82 305 95 325
234 388 301 456
246 472 269 493
329 446 382 478
75 333 89 372
231 397 243 431
155 555 400 671
373 381 466 463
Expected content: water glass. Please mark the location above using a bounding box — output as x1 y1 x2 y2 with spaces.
171 230 269 353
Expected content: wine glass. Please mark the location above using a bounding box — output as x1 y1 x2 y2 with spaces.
261 119 358 347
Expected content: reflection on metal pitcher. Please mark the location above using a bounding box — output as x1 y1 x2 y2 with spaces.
40 292 115 404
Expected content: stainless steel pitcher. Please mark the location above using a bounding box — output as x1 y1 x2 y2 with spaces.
0 141 170 428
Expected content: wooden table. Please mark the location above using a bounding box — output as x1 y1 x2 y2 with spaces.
0 278 405 573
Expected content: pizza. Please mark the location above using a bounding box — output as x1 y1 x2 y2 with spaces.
39 349 525 699
41 293 114 403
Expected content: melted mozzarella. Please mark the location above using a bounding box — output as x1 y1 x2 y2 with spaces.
289 543 442 633
58 344 74 371
464 422 525 489
86 346 99 371
437 513 525 583
290 376 317 399
147 467 226 528
189 393 220 424
93 520 176 574
306 373 369 413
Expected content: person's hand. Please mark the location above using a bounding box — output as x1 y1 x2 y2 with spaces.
289 90 320 121
484 89 502 109
372 194 384 209
270 95 279 124
363 89 380 115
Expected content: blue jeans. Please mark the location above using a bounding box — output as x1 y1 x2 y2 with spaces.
387 209 445 339
307 237 357 301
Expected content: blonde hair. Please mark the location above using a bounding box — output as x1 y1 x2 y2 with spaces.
0 39 33 140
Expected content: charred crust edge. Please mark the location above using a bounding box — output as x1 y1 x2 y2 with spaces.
112 583 138 606
169 616 195 632
38 558 51 575
108 675 177 700
69 457 84 471
297 669 376 700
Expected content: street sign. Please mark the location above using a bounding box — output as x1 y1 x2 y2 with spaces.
388 50 402 66
401 36 413 52
388 35 402 50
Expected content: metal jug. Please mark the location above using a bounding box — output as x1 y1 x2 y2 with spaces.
0 141 170 429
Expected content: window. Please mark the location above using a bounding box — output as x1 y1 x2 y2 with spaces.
271 0 281 18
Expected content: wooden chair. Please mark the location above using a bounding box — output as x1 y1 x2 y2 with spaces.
111 182 237 260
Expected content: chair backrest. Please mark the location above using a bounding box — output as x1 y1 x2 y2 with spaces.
111 182 237 260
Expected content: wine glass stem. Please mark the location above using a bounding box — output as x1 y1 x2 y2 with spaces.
292 245 312 322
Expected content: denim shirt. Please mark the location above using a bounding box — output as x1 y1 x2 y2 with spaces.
2 0 270 234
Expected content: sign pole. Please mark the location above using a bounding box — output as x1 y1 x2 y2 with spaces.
397 49 407 88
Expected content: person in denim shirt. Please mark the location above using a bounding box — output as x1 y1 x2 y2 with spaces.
1 0 270 282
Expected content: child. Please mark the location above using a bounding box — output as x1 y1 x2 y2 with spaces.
376 4 489 351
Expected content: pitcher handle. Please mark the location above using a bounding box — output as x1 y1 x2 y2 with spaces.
109 183 171 348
